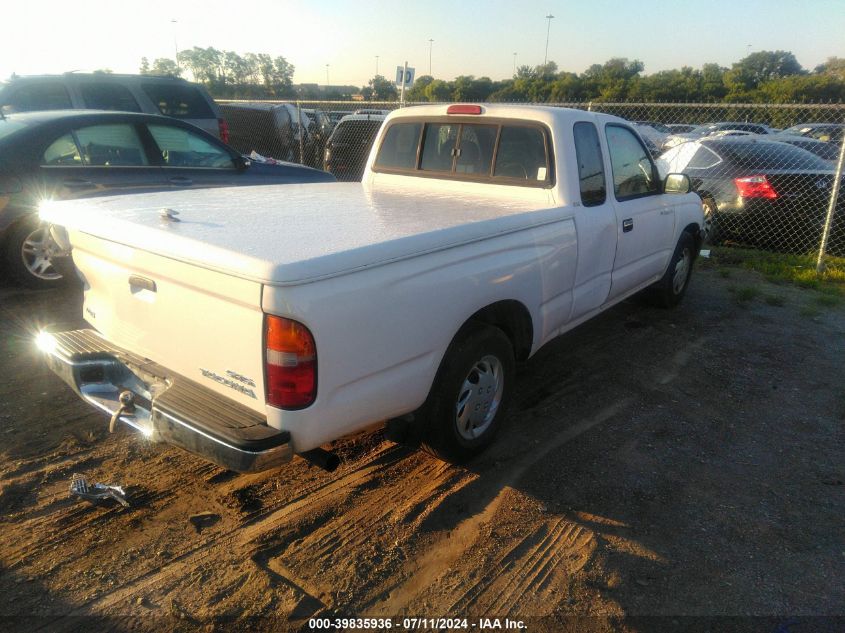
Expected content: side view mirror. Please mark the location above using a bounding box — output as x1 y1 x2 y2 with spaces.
664 173 691 194
233 155 251 171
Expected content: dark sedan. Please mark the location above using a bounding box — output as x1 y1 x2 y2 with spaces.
0 110 335 287
657 137 841 252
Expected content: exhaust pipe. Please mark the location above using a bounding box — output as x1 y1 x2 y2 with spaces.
298 448 340 472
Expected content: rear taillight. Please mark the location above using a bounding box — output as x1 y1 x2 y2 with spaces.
734 175 778 199
265 315 317 409
218 118 230 144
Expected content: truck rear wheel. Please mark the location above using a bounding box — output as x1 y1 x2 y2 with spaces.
420 323 514 463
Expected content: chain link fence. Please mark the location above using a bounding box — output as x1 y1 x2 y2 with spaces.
218 99 845 266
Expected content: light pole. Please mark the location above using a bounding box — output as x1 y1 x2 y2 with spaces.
513 52 517 76
375 55 379 77
326 64 330 87
171 20 179 66
544 14 555 67
428 39 434 76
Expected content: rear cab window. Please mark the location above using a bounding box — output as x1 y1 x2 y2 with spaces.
375 118 552 187
140 83 213 119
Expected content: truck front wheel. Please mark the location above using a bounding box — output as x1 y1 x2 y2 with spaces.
420 324 515 463
648 229 696 308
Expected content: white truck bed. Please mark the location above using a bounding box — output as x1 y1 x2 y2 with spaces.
45 183 559 285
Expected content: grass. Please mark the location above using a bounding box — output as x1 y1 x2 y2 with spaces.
764 295 786 307
711 247 845 297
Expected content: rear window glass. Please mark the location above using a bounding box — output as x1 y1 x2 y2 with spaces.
331 120 383 145
714 142 831 171
420 123 458 172
80 82 141 112
375 122 422 170
687 146 721 169
140 83 213 118
456 124 496 175
1 82 72 112
494 126 548 181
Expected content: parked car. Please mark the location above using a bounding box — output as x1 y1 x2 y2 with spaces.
324 113 386 181
780 123 845 143
768 134 842 162
657 137 840 251
219 102 317 166
0 110 335 287
662 122 774 150
0 73 227 140
631 122 669 154
665 124 697 133
302 108 334 168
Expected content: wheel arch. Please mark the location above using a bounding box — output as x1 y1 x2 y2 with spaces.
456 299 534 362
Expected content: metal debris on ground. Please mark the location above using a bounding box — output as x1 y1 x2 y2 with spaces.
70 473 129 508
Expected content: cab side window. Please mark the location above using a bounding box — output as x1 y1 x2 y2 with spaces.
605 125 659 200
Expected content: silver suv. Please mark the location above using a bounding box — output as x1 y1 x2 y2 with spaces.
0 73 227 140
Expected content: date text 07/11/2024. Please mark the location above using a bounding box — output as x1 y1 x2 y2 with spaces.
307 617 528 630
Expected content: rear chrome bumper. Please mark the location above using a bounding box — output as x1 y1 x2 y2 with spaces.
38 329 292 473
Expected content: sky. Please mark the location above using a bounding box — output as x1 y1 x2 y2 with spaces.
1 0 842 87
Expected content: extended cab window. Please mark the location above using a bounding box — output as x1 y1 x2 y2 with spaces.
377 119 551 187
572 122 605 206
605 125 659 200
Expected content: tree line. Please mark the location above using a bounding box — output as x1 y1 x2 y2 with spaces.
138 49 845 104
140 47 295 99
364 52 844 104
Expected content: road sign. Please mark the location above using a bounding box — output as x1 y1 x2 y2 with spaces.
395 66 415 88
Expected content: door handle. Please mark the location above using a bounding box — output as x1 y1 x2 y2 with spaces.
128 275 156 293
168 176 193 186
62 179 95 188
622 218 634 233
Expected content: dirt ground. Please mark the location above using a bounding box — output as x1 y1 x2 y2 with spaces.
0 260 843 633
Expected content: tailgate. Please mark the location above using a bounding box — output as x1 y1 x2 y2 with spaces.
70 229 266 413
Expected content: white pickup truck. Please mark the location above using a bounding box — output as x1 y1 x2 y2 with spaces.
39 104 703 473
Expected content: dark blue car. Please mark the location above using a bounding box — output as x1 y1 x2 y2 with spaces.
0 110 336 287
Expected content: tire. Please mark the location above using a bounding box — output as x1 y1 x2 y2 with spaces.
700 197 720 245
648 230 696 308
3 219 67 289
419 323 515 463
